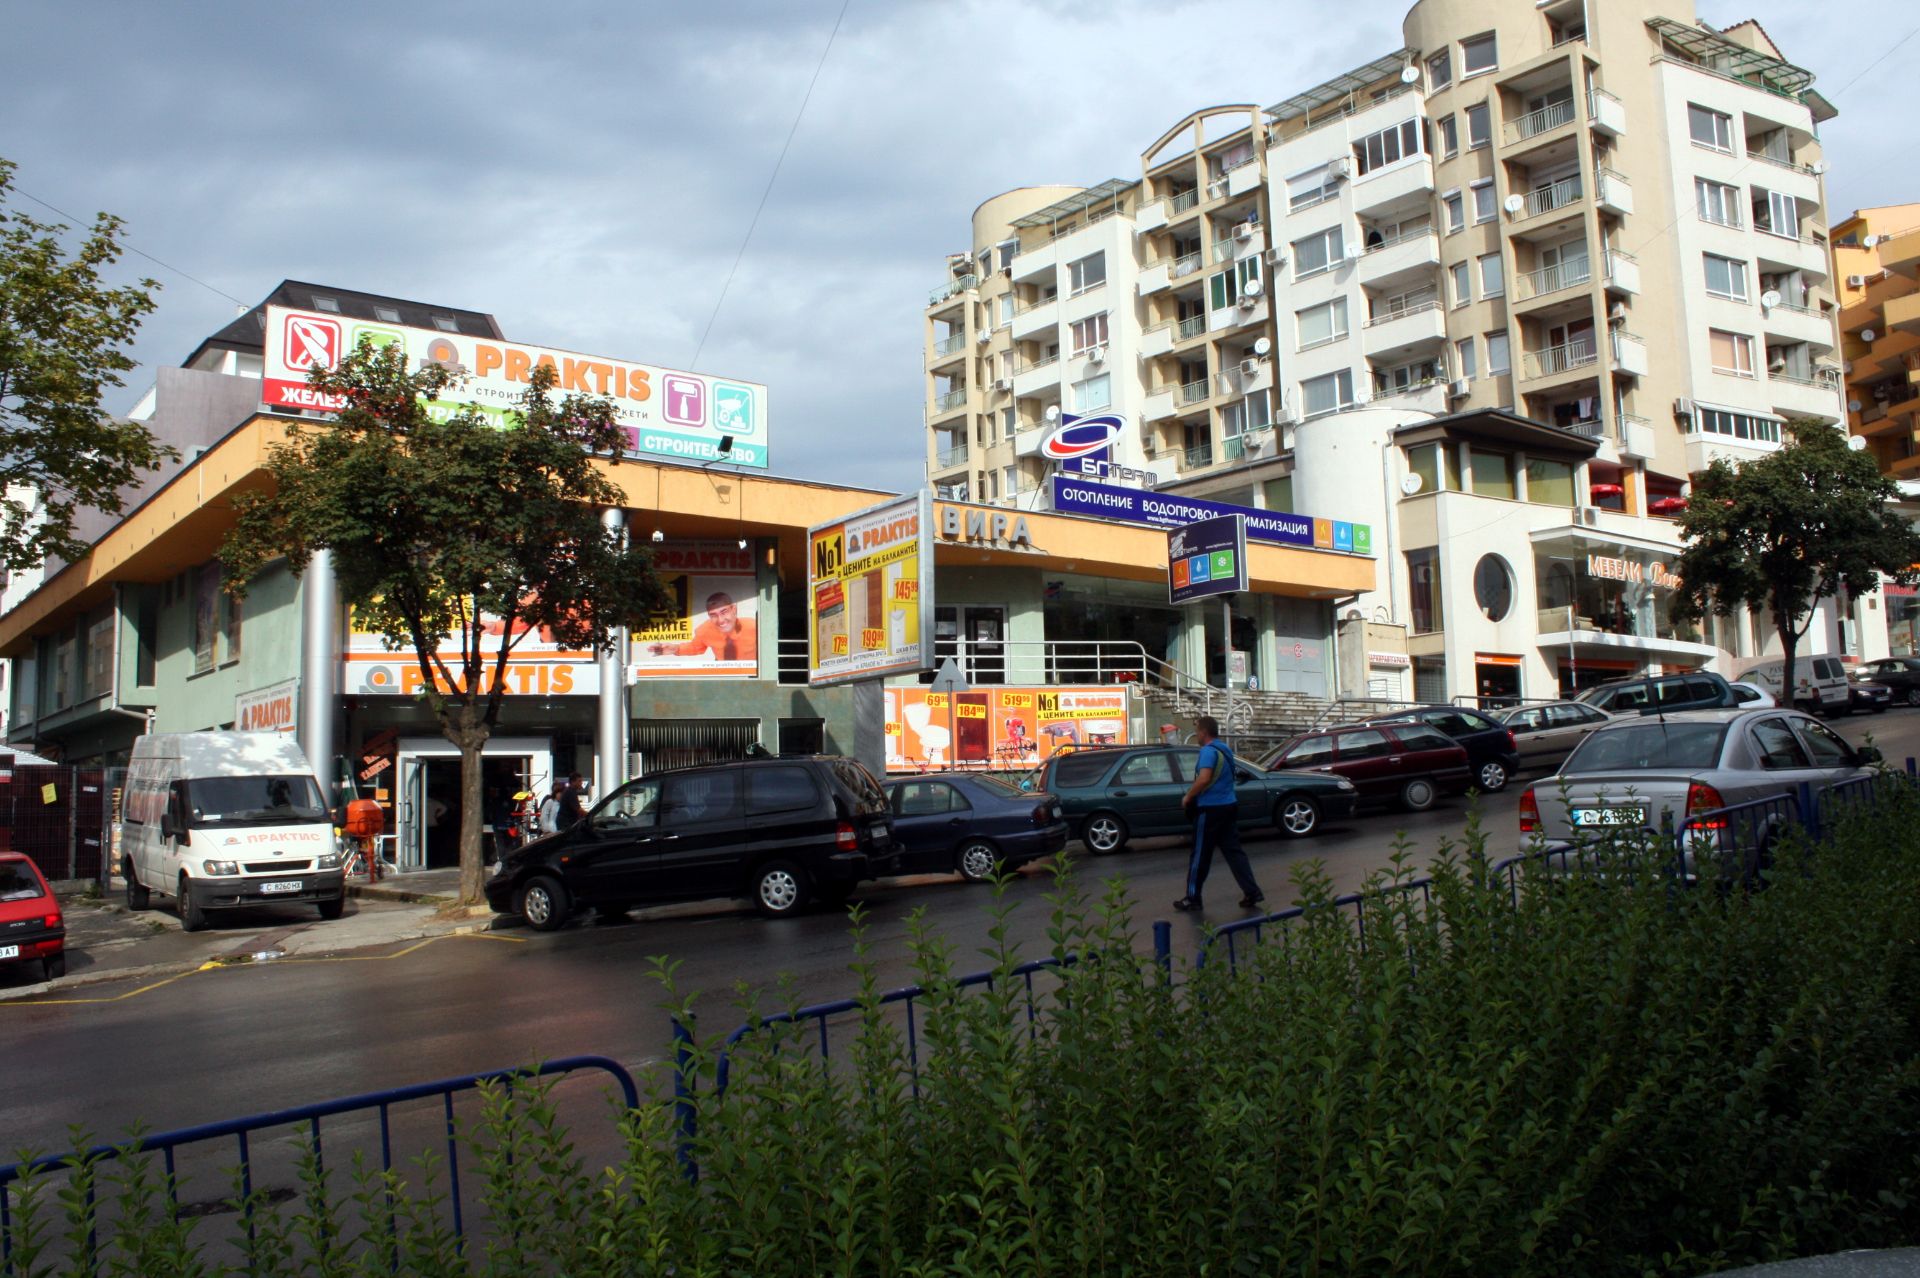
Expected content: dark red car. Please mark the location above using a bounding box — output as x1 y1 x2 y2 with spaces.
1257 721 1472 812
0 853 64 981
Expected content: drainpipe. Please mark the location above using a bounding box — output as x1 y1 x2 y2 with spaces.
299 550 338 784
595 507 628 793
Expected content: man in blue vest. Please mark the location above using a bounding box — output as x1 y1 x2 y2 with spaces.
1173 714 1264 913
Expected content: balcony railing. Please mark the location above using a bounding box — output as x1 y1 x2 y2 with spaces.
929 275 977 306
1517 176 1583 220
1611 331 1647 366
1748 149 1819 177
1015 293 1057 314
1183 443 1215 470
1178 378 1211 405
1516 257 1592 299
931 333 966 358
1588 87 1622 114
1168 188 1201 215
1767 299 1824 319
1615 411 1650 437
1558 417 1605 438
1605 248 1638 278
1015 353 1058 375
1363 297 1443 327
1769 365 1843 389
1363 224 1435 253
932 389 968 413
1171 251 1204 279
1176 314 1207 341
1213 238 1241 263
1522 339 1599 379
935 444 969 470
1506 98 1575 144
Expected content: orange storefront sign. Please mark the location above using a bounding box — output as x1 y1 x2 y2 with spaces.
884 686 1130 772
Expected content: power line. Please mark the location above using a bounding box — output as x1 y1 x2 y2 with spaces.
687 0 853 373
12 187 249 308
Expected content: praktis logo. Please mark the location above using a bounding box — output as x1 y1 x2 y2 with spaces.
1040 413 1126 461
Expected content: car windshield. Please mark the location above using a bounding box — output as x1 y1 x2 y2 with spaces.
830 759 888 811
1562 722 1728 774
0 862 46 902
967 774 1027 798
183 775 329 826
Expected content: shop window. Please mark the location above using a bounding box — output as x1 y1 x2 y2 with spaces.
1408 548 1444 633
1262 475 1293 512
1525 457 1575 506
1406 442 1458 493
1469 448 1515 499
1474 556 1513 622
192 563 221 675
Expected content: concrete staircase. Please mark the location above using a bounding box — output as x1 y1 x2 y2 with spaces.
1138 685 1335 754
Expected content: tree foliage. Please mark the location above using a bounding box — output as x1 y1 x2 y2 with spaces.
0 156 174 571
222 339 671 903
1669 420 1920 687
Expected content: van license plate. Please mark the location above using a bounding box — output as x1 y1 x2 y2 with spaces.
261 880 303 895
0 945 16 960
1571 807 1646 828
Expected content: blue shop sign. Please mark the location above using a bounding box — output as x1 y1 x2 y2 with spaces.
1050 476 1371 555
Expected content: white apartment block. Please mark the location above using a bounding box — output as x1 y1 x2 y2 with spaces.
923 0 1853 703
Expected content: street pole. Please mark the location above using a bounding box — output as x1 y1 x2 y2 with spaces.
1568 603 1577 698
1222 595 1233 741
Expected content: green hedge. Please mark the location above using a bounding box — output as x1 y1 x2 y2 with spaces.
10 795 1920 1276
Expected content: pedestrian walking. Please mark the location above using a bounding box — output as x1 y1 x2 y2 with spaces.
537 784 564 836
558 772 589 830
1172 715 1264 913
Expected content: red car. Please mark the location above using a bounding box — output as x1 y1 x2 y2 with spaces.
1257 721 1472 812
0 854 65 981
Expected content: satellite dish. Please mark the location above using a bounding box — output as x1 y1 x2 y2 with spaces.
1848 435 1868 451
1863 234 1880 248
1043 404 1061 422
1342 243 1363 260
1760 290 1781 309
1503 194 1525 214
1400 65 1421 84
1400 473 1424 495
1862 328 1878 342
1241 277 1263 297
1253 336 1272 356
1848 399 1864 412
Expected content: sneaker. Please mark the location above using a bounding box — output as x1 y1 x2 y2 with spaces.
1239 895 1265 910
1172 896 1202 912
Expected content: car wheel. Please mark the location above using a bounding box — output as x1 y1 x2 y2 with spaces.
518 875 572 932
752 860 808 917
124 862 149 911
44 953 65 981
1081 812 1129 855
1275 794 1320 838
1476 760 1509 793
1907 688 1920 709
178 877 207 932
1400 778 1438 813
955 839 1000 882
317 896 346 921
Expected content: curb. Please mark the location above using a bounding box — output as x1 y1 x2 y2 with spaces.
345 881 456 905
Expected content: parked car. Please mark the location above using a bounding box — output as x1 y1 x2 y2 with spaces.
1853 656 1920 707
485 756 897 929
1849 681 1892 714
882 772 1068 881
1727 681 1776 708
1518 708 1880 872
0 854 64 982
1039 744 1357 854
1576 671 1739 716
1258 721 1471 813
1363 706 1522 792
1737 655 1851 716
1497 701 1619 772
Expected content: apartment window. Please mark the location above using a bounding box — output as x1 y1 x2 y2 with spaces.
1067 252 1107 295
1696 178 1741 227
1471 180 1496 223
1223 391 1271 438
1450 261 1472 307
1465 102 1491 149
1427 49 1452 89
1435 114 1458 157
1486 330 1510 374
1295 298 1349 349
84 611 114 701
1478 252 1504 297
1301 369 1356 417
1209 257 1263 307
1288 166 1342 211
1407 443 1450 492
192 562 220 675
1460 33 1497 77
1408 548 1444 633
1443 192 1466 234
1003 465 1019 497
1291 227 1343 280
997 240 1019 272
1754 188 1798 238
1455 337 1477 380
1262 475 1293 511
134 591 158 687
1376 358 1442 394
1470 448 1515 499
1696 406 1782 443
1687 104 1734 154
1376 284 1438 318
1070 313 1109 355
999 294 1014 326
1526 458 1576 507
1071 373 1112 411
1354 119 1424 176
1704 253 1749 302
987 470 999 501
1709 328 1756 377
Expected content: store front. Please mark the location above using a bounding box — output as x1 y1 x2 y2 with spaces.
1531 535 1721 692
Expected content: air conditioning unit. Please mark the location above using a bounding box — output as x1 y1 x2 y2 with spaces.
993 377 1013 392
1448 379 1470 397
1847 274 1867 288
1575 506 1603 527
1240 357 1261 377
1608 301 1628 320
1265 248 1287 266
1673 397 1695 417
1236 222 1256 242
1768 357 1787 371
1328 156 1353 180
949 253 976 275
1238 293 1259 309
976 330 992 345
1087 346 1106 365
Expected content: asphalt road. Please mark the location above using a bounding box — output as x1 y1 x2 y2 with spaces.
8 708 1917 1157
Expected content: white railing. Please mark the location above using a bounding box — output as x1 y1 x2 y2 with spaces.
1506 98 1576 144
1363 225 1435 253
932 389 968 412
1611 331 1647 368
1171 251 1204 278
1179 378 1211 405
1168 188 1201 215
1363 297 1443 327
1522 339 1599 379
1176 314 1206 341
934 444 969 469
1183 443 1215 470
1517 258 1592 299
931 333 966 358
1213 238 1241 263
1015 353 1058 374
1518 176 1584 219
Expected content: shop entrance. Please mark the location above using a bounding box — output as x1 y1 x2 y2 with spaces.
1473 655 1523 709
394 737 552 872
1043 575 1180 684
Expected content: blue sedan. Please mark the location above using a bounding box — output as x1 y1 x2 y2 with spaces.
881 772 1070 882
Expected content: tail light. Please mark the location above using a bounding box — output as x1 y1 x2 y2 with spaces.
1505 730 1518 752
1685 782 1728 829
835 821 859 850
1518 787 1540 834
1030 802 1052 826
45 913 62 930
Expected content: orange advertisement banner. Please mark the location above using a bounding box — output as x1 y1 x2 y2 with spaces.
883 686 1131 772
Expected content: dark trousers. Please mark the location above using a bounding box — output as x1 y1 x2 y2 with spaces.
1187 802 1261 901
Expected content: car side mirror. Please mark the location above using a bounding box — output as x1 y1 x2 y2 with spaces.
159 813 178 839
1856 745 1883 765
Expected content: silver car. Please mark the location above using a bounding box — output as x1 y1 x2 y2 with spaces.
1498 701 1618 772
1519 708 1881 872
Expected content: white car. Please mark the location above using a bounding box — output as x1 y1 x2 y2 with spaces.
1727 680 1775 708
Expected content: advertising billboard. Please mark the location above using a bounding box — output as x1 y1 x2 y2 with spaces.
1051 475 1371 555
262 305 769 469
807 492 934 687
883 686 1131 772
628 542 759 679
1167 514 1249 606
343 607 602 697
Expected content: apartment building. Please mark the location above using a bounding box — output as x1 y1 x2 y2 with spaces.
922 0 1849 701
1835 205 1920 478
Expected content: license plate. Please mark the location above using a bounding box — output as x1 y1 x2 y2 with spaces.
0 945 16 960
1571 806 1647 828
260 880 304 895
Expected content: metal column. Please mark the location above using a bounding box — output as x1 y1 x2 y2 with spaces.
595 507 628 793
298 549 338 787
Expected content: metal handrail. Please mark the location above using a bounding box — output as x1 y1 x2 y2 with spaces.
1176 314 1207 340
1506 98 1575 143
1179 377 1211 404
1519 176 1583 219
1523 339 1600 379
1363 297 1443 327
928 275 977 306
1517 258 1592 299
1168 188 1200 215
1171 251 1203 278
932 388 968 412
1363 225 1436 253
930 333 966 358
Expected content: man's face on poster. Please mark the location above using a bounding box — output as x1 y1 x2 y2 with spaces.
707 595 739 632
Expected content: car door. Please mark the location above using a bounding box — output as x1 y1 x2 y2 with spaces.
1742 714 1824 807
568 777 664 903
652 768 747 900
1504 708 1554 767
1540 702 1610 767
1109 751 1187 836
888 779 970 872
1791 715 1872 787
1331 728 1400 799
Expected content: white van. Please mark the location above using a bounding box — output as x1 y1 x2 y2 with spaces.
1737 655 1851 716
119 732 346 931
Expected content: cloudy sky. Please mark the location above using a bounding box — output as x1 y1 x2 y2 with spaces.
8 1 1917 495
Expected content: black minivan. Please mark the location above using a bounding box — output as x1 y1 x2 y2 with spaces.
485 756 897 929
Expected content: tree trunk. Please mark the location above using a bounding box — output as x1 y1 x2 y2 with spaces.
439 705 493 906
1775 592 1800 713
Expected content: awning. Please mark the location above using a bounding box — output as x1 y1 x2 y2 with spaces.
1008 178 1139 229
1646 17 1815 97
1265 49 1415 123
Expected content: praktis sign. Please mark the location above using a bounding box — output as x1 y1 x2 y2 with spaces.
261 306 769 469
1051 475 1372 555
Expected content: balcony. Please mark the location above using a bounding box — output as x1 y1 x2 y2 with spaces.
1140 322 1176 361
1616 413 1655 459
1176 313 1208 343
1351 154 1435 218
1358 227 1441 289
1136 198 1170 234
1212 294 1269 331
1178 377 1211 407
1360 298 1448 356
927 332 967 367
928 275 977 309
1010 295 1059 340
1610 331 1649 377
1768 366 1844 420
1512 176 1585 230
1503 98 1576 148
1012 353 1060 398
1013 427 1048 457
1225 159 1263 200
1594 169 1633 217
1143 387 1178 422
1182 443 1216 471
929 388 969 419
1009 239 1057 283
1588 88 1626 137
1211 223 1265 263
1753 227 1831 280
933 442 969 471
1886 291 1920 337
1514 257 1593 303
1136 259 1171 297
1882 228 1920 281
1762 299 1837 347
1166 188 1202 222
1170 250 1205 282
1604 250 1640 296
1521 338 1599 382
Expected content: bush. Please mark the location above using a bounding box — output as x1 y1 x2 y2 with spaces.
10 794 1920 1275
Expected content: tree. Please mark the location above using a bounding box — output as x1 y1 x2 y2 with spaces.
1668 420 1920 704
222 340 671 904
0 157 176 571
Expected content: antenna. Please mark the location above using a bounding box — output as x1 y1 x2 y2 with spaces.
1503 194 1525 214
1400 64 1421 84
1253 336 1272 357
1044 404 1061 423
1760 290 1781 309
